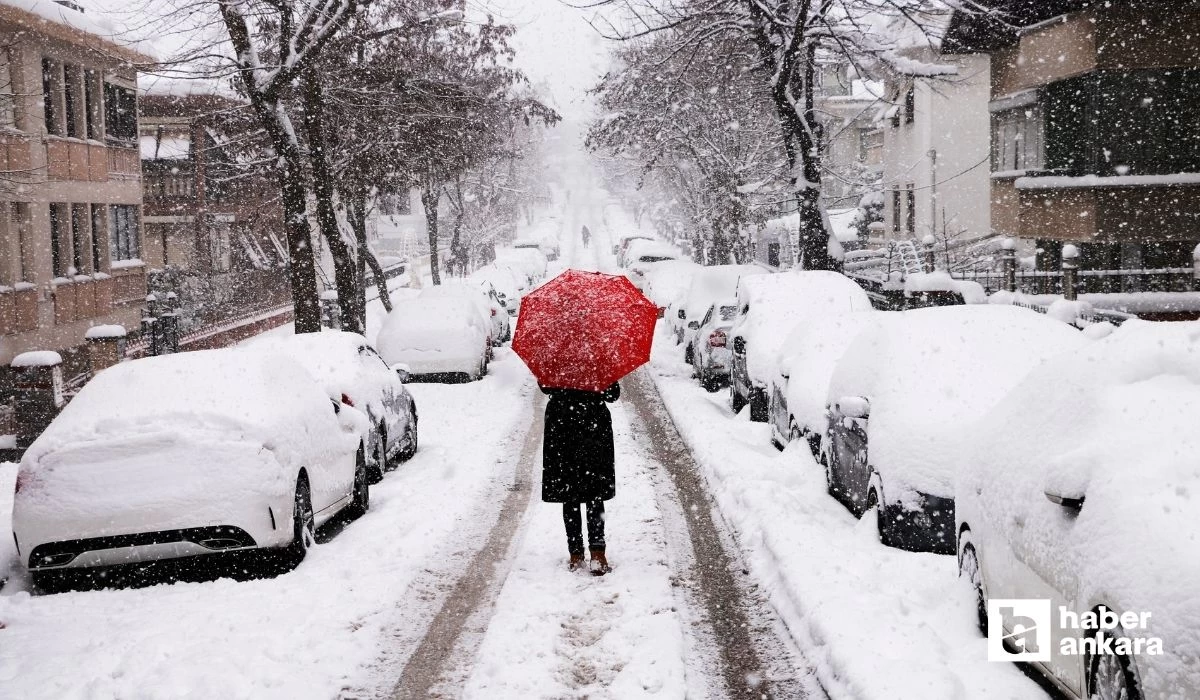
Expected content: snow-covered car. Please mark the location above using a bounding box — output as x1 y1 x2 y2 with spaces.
624 240 682 287
420 282 509 346
513 236 558 262
768 310 877 453
955 321 1200 700
688 302 740 391
250 331 419 483
824 305 1086 554
672 264 765 353
729 271 871 421
496 246 548 285
470 264 524 316
378 296 491 381
12 349 369 589
641 259 700 316
612 233 653 258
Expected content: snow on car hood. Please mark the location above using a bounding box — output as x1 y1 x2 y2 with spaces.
733 271 872 386
957 320 1200 697
21 348 356 477
827 305 1086 500
683 265 764 322
378 297 487 359
781 311 877 436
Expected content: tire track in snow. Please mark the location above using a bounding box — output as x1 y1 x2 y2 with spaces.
387 390 545 699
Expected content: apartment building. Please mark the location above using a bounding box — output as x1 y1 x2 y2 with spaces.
0 0 151 375
945 0 1200 290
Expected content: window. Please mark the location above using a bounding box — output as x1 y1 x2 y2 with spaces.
103 83 136 141
992 106 1044 172
0 49 14 129
70 203 88 272
49 202 69 277
83 69 100 140
109 204 140 261
905 184 916 235
90 204 104 271
904 85 916 125
892 187 902 233
42 59 60 135
767 241 781 268
63 64 79 138
10 203 32 282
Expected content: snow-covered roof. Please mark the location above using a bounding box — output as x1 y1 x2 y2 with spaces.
0 0 154 63
139 134 190 161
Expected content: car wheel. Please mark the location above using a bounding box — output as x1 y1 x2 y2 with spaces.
31 570 69 594
731 386 747 414
370 426 386 482
958 541 988 636
347 447 370 518
701 371 721 393
399 413 419 461
866 487 889 545
1090 627 1143 700
749 389 769 422
684 344 694 365
287 475 315 564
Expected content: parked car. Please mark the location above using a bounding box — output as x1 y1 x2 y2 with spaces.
470 264 524 316
513 237 558 262
496 246 548 285
729 271 871 421
12 348 368 589
377 296 492 381
671 264 764 354
823 305 1086 553
768 310 877 453
956 320 1200 700
613 233 653 258
688 302 740 391
252 331 418 483
621 238 677 272
420 282 509 347
641 259 700 317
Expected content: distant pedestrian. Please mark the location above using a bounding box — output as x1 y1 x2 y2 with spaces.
580 225 591 247
540 382 620 575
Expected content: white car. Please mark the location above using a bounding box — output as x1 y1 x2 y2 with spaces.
420 283 509 347
624 240 683 287
496 246 548 285
768 310 878 453
823 305 1087 553
641 259 700 315
513 237 558 262
470 264 524 316
729 271 872 421
251 331 419 483
955 320 1200 700
672 264 765 352
377 296 491 381
12 349 367 590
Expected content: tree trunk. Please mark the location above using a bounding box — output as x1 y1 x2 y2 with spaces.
421 185 441 286
346 191 371 315
301 68 364 334
794 44 838 272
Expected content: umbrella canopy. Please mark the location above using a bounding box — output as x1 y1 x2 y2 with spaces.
513 269 658 391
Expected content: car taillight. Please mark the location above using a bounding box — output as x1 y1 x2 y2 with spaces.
491 308 496 317
341 393 355 407
14 471 28 494
709 330 727 348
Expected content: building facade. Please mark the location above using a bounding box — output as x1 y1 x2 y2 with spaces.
945 0 1200 290
0 1 150 378
879 50 992 249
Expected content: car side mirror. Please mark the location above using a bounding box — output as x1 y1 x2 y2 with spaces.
688 321 700 330
1045 490 1085 511
678 309 686 320
836 396 870 419
330 398 341 415
392 363 412 383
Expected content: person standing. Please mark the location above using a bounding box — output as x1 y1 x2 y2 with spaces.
580 225 591 247
540 381 620 575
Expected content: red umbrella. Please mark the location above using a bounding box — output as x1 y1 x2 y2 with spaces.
513 269 658 391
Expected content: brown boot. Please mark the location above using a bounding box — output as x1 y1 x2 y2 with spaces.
568 553 586 571
589 548 612 576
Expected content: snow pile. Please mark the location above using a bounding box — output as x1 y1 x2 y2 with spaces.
83 324 127 340
957 320 1200 698
779 311 878 441
827 305 1086 500
732 271 872 387
904 271 987 304
9 351 62 368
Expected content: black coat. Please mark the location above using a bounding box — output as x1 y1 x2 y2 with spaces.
540 383 620 503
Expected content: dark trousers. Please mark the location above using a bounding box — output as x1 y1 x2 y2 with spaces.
563 501 605 555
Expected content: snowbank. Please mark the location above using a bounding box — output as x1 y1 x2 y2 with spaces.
10 351 62 368
83 325 127 340
826 305 1086 500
